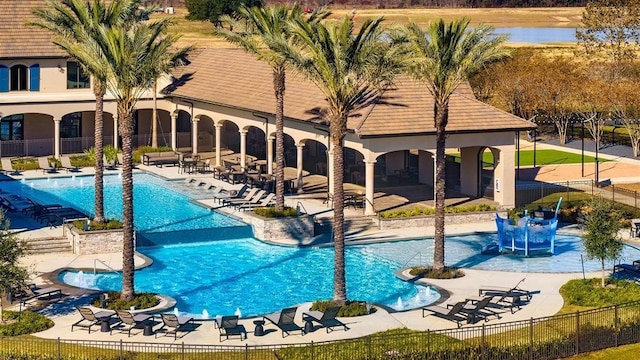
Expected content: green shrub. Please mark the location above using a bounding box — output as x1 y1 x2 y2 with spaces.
0 311 54 336
72 219 122 231
560 278 640 307
310 300 376 317
69 155 94 167
91 291 160 310
253 206 298 218
379 204 496 219
133 146 172 164
409 266 465 279
7 158 38 171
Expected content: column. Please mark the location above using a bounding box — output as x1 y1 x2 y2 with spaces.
240 129 247 170
267 136 274 174
53 118 61 159
215 123 222 167
494 145 515 207
327 148 334 197
191 117 199 156
113 115 119 150
296 144 305 193
364 160 376 215
460 147 480 197
171 113 177 151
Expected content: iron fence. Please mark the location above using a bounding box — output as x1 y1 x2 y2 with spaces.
3 301 640 360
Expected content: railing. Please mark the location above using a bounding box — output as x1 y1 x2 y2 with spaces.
3 300 640 359
295 201 308 216
401 251 424 269
93 259 120 275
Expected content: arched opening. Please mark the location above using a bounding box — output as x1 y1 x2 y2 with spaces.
10 64 27 91
135 108 173 148
221 121 240 153
246 126 266 160
479 147 496 199
344 147 364 185
302 139 328 175
175 110 191 150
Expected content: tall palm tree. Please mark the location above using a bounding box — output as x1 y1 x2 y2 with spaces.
396 19 509 272
280 16 402 303
31 0 149 224
215 5 328 211
77 16 190 301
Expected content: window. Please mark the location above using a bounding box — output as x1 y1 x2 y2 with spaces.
10 65 27 91
61 113 82 138
0 115 24 141
67 62 90 89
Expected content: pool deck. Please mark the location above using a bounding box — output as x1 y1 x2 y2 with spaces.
2 141 640 346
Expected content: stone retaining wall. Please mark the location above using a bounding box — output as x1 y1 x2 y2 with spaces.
379 211 502 230
64 225 123 255
243 213 314 243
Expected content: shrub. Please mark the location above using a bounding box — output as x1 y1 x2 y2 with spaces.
69 155 94 167
134 146 172 164
8 158 38 171
91 291 160 310
310 300 376 317
253 206 298 218
560 278 640 307
379 204 496 219
0 311 54 336
72 219 123 231
409 266 465 279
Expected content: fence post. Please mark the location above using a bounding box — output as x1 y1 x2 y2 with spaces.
591 181 594 196
181 342 185 360
245 343 248 360
575 311 581 355
615 304 619 347
311 341 314 360
566 181 570 203
57 337 61 360
119 339 123 360
481 323 486 360
427 329 431 358
612 185 615 202
529 318 533 360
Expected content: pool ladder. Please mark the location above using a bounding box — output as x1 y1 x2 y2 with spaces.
94 259 120 275
401 252 424 269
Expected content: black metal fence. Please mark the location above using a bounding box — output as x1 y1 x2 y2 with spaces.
516 180 640 211
3 301 640 360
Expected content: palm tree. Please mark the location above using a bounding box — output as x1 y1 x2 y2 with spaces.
215 5 328 211
78 16 190 301
279 16 402 303
31 0 149 224
396 19 509 272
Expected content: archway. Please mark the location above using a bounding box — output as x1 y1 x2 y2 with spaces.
479 147 497 200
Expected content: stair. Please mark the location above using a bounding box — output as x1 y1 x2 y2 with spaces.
21 237 72 254
314 216 377 236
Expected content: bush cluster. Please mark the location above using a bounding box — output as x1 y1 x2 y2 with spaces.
133 146 172 164
253 206 298 218
72 219 123 231
91 291 160 310
310 300 376 317
0 311 54 336
379 204 496 219
408 266 465 279
560 278 640 307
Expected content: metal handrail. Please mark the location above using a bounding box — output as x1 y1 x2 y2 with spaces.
94 259 120 276
296 201 308 216
401 252 423 269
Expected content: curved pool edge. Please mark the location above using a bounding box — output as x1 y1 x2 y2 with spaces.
394 267 450 308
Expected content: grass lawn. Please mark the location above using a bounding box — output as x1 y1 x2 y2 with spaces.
450 149 603 167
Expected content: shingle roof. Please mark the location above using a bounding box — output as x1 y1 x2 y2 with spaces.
0 0 67 59
167 48 535 137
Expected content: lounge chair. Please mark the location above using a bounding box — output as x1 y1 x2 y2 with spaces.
229 190 267 209
421 301 469 328
72 306 117 333
12 283 63 304
263 306 305 337
60 156 81 172
237 192 275 211
456 296 498 323
478 278 532 307
219 187 257 206
156 313 194 340
37 157 58 174
1 158 21 176
112 310 153 337
212 184 249 204
302 306 349 333
217 315 246 341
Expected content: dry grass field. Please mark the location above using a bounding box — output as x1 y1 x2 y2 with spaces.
159 7 585 49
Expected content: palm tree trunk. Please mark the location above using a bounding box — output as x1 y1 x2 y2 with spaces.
433 100 449 272
93 84 106 223
274 68 285 211
119 105 135 302
151 80 158 148
332 116 347 305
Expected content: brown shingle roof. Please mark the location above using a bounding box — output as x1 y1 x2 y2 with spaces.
0 0 66 59
167 48 534 137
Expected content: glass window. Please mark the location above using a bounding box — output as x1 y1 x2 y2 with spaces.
67 62 90 89
0 115 24 141
61 113 82 138
10 65 27 91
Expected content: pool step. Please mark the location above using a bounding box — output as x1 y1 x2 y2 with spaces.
314 216 378 235
20 237 72 254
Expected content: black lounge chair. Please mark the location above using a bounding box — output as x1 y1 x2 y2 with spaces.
264 307 305 337
478 278 532 307
217 315 246 341
156 313 194 340
457 296 498 323
113 310 153 337
12 283 63 304
72 306 116 333
422 301 469 328
302 306 349 333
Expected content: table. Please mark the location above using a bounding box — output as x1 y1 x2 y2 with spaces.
143 322 154 336
94 310 115 333
302 315 314 334
253 320 265 337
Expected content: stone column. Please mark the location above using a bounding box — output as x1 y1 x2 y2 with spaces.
215 123 222 167
364 160 376 215
53 118 61 159
267 136 274 174
296 144 305 193
171 113 177 151
240 129 247 170
191 117 199 156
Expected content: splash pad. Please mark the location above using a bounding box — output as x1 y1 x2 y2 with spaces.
490 198 562 257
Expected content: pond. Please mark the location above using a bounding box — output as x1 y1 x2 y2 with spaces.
494 27 577 44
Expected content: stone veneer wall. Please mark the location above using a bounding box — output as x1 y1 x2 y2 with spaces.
379 211 503 230
64 225 123 255
243 213 314 243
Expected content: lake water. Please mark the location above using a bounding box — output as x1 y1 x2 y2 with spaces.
494 27 577 44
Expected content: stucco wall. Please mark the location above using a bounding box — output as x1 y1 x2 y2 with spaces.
242 213 315 243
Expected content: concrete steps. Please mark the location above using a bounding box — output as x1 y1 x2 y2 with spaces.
21 237 72 254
